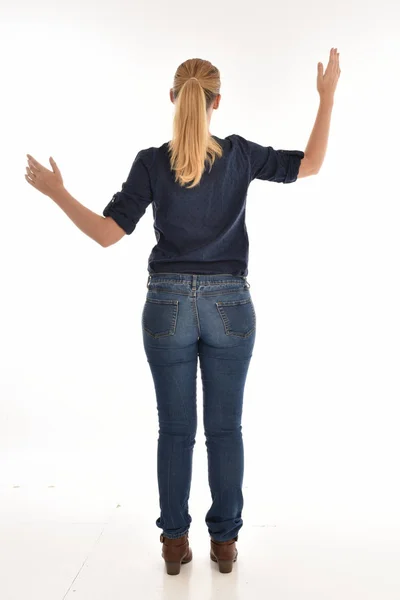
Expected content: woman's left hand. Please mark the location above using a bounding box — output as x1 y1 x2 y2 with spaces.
25 154 64 197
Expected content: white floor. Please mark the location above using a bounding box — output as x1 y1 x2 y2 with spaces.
2 482 399 600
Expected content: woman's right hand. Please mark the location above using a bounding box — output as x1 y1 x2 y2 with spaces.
317 48 341 100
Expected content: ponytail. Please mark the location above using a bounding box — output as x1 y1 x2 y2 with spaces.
168 59 223 189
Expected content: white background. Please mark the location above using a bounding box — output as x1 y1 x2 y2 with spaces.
1 0 399 598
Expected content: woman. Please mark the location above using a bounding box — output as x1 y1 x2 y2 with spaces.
25 48 341 575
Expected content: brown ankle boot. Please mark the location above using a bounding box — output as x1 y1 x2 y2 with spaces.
210 535 238 573
160 532 192 575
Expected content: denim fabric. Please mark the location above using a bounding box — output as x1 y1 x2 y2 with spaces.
141 272 256 542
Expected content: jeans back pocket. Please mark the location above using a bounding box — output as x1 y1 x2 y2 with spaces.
216 297 256 338
142 298 179 338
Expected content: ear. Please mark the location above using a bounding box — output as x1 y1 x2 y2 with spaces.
170 89 174 104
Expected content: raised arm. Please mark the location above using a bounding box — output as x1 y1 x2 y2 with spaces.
25 155 141 247
298 47 341 178
49 187 125 247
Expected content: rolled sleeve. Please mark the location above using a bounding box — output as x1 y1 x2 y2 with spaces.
246 139 305 183
103 150 153 234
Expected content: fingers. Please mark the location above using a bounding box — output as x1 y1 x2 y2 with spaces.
25 155 40 184
326 48 336 70
27 154 42 172
25 173 36 186
26 165 36 179
331 48 340 75
326 48 340 73
50 156 61 176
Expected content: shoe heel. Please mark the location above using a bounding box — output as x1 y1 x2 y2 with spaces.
217 559 234 573
165 561 181 575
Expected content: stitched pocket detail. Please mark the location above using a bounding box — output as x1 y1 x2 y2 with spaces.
215 298 256 338
142 298 179 338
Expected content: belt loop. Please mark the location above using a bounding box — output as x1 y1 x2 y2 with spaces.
191 274 197 291
147 274 151 288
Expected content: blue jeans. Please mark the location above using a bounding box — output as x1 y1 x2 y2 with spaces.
141 273 256 542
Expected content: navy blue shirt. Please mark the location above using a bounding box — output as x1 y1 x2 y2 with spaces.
102 134 304 276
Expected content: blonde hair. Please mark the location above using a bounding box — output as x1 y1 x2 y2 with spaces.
168 58 223 189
